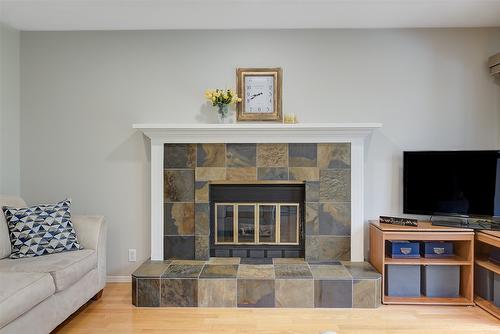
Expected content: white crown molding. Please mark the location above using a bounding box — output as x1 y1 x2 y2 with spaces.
134 122 381 262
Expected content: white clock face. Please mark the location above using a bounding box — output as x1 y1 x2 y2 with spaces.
244 75 274 113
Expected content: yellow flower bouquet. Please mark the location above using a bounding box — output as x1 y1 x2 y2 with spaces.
204 89 242 121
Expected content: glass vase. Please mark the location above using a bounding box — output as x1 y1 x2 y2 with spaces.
217 104 231 124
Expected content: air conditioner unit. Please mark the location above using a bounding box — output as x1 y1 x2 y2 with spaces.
489 53 500 78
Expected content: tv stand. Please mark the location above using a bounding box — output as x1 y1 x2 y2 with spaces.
430 217 500 231
369 220 474 306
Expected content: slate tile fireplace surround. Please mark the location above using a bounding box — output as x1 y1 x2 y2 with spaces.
163 142 351 261
134 123 382 262
133 123 382 309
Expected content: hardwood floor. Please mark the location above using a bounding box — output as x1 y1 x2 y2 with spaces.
53 283 499 334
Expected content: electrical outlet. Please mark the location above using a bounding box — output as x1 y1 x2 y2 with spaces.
128 249 137 262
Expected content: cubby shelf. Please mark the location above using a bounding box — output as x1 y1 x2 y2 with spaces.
475 296 500 320
369 220 475 306
385 255 471 266
475 230 500 319
384 295 472 306
475 257 500 275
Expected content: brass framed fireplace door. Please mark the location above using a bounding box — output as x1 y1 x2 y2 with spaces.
214 203 300 245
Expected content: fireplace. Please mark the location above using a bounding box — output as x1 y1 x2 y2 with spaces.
210 183 305 258
134 123 382 262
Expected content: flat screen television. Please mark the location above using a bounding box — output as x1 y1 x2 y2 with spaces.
403 150 500 218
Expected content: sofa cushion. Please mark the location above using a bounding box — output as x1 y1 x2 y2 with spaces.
0 271 55 329
2 198 83 259
0 196 27 259
0 249 97 292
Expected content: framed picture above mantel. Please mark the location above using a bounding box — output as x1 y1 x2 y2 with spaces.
236 67 282 122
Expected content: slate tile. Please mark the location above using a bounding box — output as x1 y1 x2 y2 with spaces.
257 167 289 180
195 181 209 203
195 235 209 260
238 279 275 307
309 264 352 280
170 260 206 265
226 167 257 180
208 257 241 265
288 167 319 181
341 262 381 279
305 181 320 202
198 279 237 307
305 202 319 236
226 144 256 167
275 279 314 308
164 170 194 202
195 167 226 181
132 260 171 278
164 236 195 260
164 144 196 169
305 235 320 262
195 203 209 235
306 236 351 261
319 169 350 202
353 279 379 308
162 263 204 278
131 276 137 306
256 144 288 167
197 144 225 167
321 236 351 261
237 264 275 279
289 143 317 167
274 264 312 279
200 264 239 278
319 202 351 236
137 279 160 307
273 258 306 265
164 203 194 235
161 278 198 307
317 143 351 169
314 280 353 308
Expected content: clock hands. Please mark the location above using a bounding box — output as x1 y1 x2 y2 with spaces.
249 92 263 100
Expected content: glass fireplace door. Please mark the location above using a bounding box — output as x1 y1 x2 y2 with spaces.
237 205 256 243
214 203 299 245
279 205 299 244
258 205 277 243
215 204 234 243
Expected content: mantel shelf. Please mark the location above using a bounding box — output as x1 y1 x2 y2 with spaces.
133 122 382 143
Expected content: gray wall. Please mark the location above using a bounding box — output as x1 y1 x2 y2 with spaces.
0 23 20 195
20 29 500 276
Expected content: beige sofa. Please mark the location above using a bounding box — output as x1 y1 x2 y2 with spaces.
0 195 106 334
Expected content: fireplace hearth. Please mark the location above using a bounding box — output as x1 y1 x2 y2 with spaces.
210 183 305 258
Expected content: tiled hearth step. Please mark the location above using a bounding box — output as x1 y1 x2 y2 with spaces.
132 258 381 308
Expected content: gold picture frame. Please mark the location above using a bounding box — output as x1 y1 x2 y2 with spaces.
236 68 282 122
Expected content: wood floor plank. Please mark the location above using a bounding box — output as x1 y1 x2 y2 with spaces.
52 283 499 334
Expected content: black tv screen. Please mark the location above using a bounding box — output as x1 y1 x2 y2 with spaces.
403 151 500 218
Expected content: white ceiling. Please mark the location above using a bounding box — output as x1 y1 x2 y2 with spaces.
1 0 500 31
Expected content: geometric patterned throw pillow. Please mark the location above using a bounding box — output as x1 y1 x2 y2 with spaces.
2 198 83 259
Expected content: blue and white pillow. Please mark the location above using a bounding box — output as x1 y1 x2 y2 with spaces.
2 199 83 259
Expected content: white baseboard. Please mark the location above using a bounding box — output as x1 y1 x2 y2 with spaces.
107 275 131 283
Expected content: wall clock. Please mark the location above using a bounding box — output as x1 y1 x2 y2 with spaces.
236 68 282 122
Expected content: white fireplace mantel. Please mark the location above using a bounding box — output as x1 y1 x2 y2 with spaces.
133 123 382 262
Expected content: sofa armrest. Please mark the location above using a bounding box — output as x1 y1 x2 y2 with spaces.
72 215 107 290
72 215 105 250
